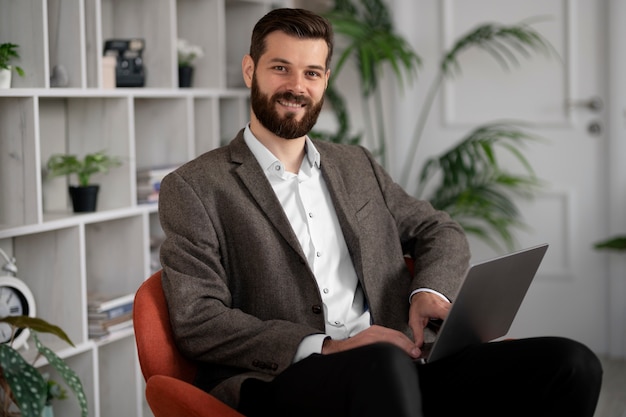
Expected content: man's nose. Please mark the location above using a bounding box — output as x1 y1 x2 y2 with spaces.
285 72 305 94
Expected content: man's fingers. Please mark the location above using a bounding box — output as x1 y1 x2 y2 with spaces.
411 320 426 347
409 292 451 346
323 325 421 358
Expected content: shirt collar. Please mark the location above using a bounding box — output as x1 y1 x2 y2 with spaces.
243 125 321 173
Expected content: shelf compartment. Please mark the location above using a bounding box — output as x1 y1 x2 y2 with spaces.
176 0 222 89
0 0 47 88
97 336 142 416
0 97 39 230
224 1 270 88
100 0 175 88
39 96 133 216
219 95 249 144
224 0 289 88
47 0 86 89
85 215 146 299
194 97 220 155
9 226 84 345
134 97 191 169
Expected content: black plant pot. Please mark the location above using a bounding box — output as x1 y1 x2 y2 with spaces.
178 66 194 88
69 185 99 212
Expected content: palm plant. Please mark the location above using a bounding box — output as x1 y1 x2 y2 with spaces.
401 20 554 187
416 123 542 249
313 0 421 162
322 0 555 251
405 20 553 250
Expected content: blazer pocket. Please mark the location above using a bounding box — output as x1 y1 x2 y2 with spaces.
355 199 376 222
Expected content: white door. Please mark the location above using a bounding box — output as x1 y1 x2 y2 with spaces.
391 0 612 354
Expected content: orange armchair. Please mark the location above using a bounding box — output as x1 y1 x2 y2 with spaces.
133 270 244 417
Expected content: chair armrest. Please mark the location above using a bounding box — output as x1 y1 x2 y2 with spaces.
146 375 245 417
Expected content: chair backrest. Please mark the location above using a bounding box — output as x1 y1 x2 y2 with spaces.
134 270 197 383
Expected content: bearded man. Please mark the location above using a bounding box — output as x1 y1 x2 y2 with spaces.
158 7 602 417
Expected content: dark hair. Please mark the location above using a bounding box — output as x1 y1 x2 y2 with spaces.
249 8 334 70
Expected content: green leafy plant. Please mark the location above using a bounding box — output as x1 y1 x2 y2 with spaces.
594 236 626 252
321 0 555 251
0 43 25 77
46 150 122 187
44 375 68 406
0 316 88 417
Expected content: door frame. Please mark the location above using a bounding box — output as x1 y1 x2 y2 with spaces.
607 0 626 358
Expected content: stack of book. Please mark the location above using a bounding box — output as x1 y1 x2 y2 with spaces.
87 292 135 339
136 165 178 204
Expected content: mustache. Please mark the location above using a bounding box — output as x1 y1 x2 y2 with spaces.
273 91 312 106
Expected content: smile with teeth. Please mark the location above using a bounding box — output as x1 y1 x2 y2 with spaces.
278 99 306 108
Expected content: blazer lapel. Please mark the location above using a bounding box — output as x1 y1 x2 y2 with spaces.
317 148 364 280
228 133 308 261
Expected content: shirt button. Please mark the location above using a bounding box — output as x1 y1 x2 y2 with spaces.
308 212 314 218
316 251 322 257
312 305 322 314
334 321 341 326
323 288 329 294
274 165 281 171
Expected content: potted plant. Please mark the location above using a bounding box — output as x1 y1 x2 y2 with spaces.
42 375 68 417
0 43 25 88
46 150 122 213
0 316 88 417
177 38 204 87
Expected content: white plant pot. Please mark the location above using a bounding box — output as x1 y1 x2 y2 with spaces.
0 67 11 88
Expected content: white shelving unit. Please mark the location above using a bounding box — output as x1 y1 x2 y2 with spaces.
0 0 290 415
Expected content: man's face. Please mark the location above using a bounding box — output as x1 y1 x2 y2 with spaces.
243 31 330 140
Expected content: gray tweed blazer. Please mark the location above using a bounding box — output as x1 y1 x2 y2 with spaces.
158 129 470 408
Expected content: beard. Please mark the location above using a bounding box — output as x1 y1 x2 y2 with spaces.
250 75 324 139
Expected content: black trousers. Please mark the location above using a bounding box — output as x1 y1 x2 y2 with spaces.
238 337 603 417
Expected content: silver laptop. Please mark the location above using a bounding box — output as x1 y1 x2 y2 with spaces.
416 243 549 364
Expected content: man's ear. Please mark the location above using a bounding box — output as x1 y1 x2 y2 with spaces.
242 55 254 88
325 69 331 89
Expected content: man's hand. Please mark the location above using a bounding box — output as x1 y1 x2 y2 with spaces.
322 325 422 359
409 292 451 347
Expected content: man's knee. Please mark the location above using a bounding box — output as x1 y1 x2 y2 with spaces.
358 343 415 376
548 337 603 387
347 343 422 417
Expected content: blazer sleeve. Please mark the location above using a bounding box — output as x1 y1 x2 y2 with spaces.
363 146 471 299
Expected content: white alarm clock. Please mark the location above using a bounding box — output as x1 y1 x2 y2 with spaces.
0 250 36 350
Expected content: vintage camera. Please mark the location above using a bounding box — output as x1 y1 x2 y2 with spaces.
104 39 146 87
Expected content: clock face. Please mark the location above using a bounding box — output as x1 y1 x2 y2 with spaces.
0 286 29 343
0 277 35 347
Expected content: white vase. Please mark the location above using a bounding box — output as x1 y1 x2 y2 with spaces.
0 67 11 88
